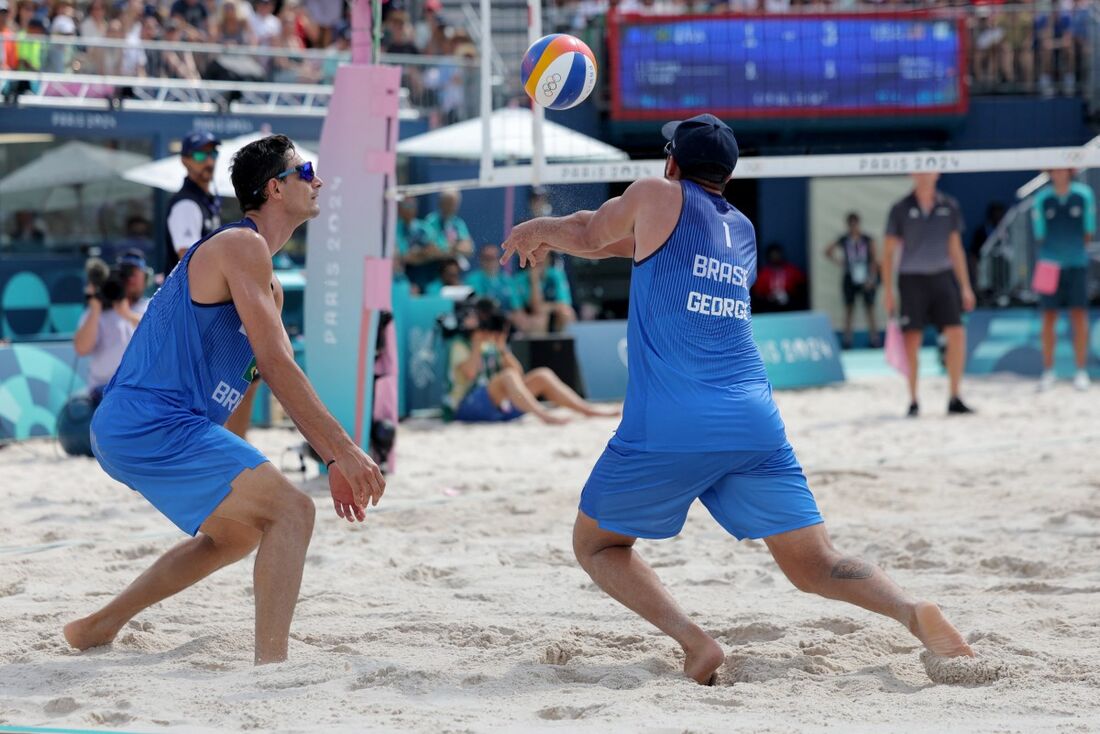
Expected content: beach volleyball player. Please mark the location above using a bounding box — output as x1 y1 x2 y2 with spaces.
64 135 385 664
502 115 974 684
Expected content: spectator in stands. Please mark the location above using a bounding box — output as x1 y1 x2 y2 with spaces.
119 11 149 78
826 212 879 348
16 14 44 64
1036 4 1074 97
423 188 474 269
395 196 430 288
1070 0 1090 86
413 0 441 50
383 7 418 54
320 19 348 84
0 1 15 72
45 13 76 72
164 131 221 275
73 250 149 406
421 14 449 56
513 256 575 335
304 0 342 48
424 257 464 295
100 17 124 76
1031 169 1095 392
249 0 280 49
170 0 208 39
283 0 318 49
12 0 33 33
446 299 614 425
216 0 254 45
752 243 807 313
139 14 164 78
78 0 108 74
271 9 311 83
1001 4 1035 89
467 243 523 319
160 20 200 79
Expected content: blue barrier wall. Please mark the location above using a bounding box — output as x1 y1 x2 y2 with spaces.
966 308 1100 378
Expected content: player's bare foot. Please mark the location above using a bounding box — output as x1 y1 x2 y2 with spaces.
910 601 973 657
682 631 724 685
63 613 123 651
583 406 622 418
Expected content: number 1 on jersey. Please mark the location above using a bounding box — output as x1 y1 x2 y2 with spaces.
722 221 732 248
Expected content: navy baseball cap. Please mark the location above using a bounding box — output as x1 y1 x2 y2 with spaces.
181 130 221 156
661 113 739 183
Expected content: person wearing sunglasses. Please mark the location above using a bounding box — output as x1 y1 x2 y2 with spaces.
66 135 385 666
164 130 223 277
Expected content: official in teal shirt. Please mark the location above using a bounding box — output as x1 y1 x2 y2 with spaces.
512 258 576 334
467 244 522 311
1030 168 1095 391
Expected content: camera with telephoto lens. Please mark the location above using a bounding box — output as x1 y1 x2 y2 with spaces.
84 257 127 307
437 297 507 340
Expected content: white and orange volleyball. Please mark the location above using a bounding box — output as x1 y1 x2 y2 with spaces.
521 33 598 111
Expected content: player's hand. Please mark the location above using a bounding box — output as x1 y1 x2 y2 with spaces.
501 221 550 268
329 446 385 519
961 287 976 312
884 290 896 316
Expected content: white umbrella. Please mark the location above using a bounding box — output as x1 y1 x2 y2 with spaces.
397 108 628 162
0 141 150 193
123 133 320 197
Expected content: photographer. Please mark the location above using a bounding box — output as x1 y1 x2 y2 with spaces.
73 251 150 404
446 299 616 425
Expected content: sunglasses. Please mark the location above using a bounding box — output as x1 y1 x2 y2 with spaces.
189 150 219 162
253 161 315 196
664 141 673 156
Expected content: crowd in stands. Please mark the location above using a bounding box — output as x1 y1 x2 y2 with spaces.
396 187 578 337
0 0 479 94
1 0 1092 99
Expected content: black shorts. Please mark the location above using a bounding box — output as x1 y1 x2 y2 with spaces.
898 270 961 331
842 275 877 307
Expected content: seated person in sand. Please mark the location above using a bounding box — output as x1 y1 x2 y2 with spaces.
446 299 615 425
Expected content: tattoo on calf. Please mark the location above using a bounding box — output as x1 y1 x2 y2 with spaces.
830 558 874 580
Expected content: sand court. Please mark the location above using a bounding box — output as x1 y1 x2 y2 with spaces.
1 373 1099 732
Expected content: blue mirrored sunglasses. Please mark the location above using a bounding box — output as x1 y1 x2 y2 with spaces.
254 161 315 196
275 161 315 184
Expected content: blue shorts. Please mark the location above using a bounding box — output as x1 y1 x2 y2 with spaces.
454 385 524 423
1039 266 1088 310
91 389 268 536
580 441 823 540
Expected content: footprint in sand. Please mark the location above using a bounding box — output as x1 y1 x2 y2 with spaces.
806 617 862 636
43 697 80 715
542 641 580 665
538 704 605 720
920 650 1008 685
714 622 785 644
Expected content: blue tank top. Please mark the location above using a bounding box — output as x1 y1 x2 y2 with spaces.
104 219 260 426
613 181 787 453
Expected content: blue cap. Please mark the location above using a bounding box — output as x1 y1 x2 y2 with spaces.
661 113 739 183
181 130 221 156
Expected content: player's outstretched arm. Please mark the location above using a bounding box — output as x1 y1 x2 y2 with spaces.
502 178 668 265
222 231 385 517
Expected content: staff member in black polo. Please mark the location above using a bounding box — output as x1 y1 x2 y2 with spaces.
883 172 975 417
164 130 222 276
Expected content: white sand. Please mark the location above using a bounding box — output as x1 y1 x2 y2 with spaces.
2 373 1099 733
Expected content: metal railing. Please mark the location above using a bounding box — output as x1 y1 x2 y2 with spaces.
0 35 480 119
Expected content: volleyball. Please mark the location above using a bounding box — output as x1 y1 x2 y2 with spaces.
521 33 598 111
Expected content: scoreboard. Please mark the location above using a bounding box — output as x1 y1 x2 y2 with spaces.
610 14 967 121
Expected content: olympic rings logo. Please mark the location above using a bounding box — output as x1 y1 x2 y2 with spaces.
542 73 562 97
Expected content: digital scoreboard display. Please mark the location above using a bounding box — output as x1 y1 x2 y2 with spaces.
610 14 967 121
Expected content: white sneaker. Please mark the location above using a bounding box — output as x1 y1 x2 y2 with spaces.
1074 370 1090 392
1039 370 1056 392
